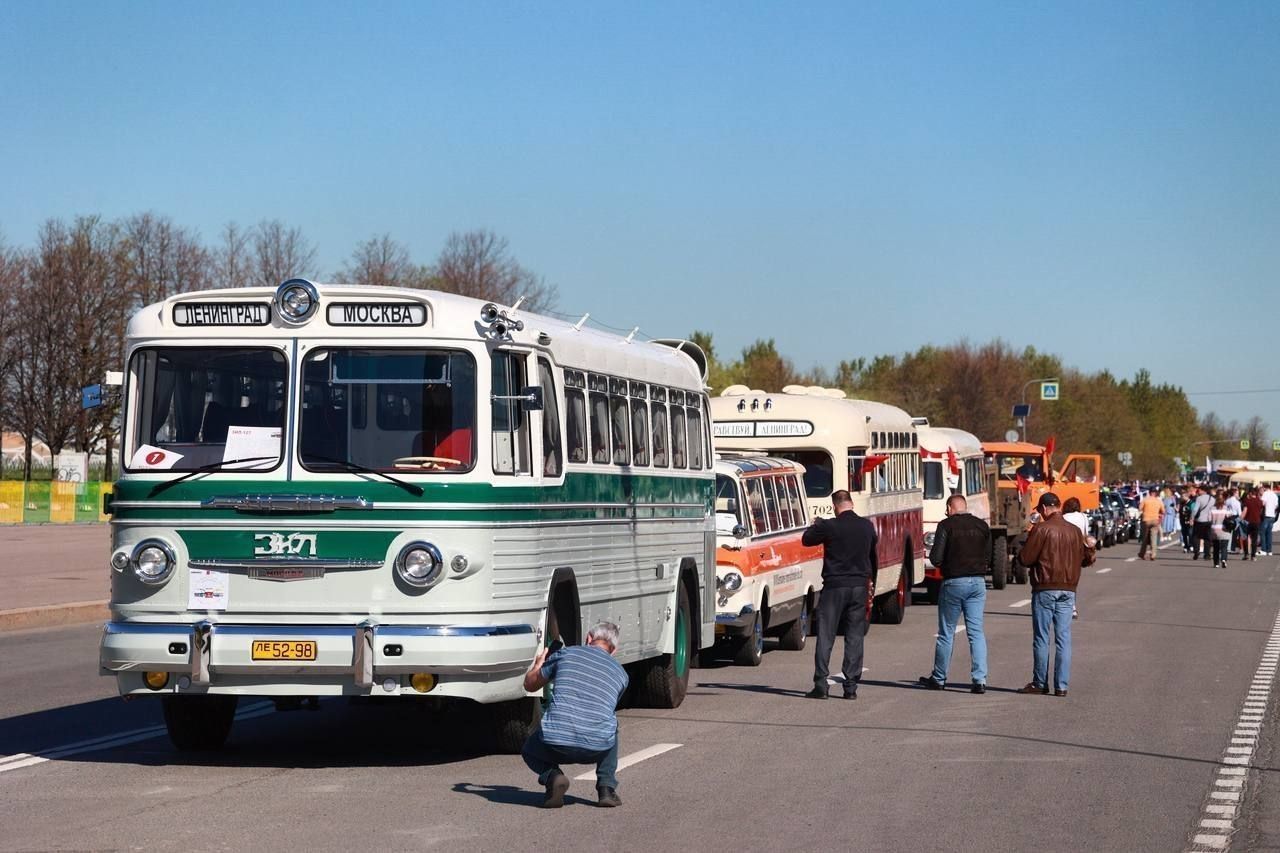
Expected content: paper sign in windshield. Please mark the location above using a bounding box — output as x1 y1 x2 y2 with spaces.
188 568 228 611
221 426 281 469
129 444 184 470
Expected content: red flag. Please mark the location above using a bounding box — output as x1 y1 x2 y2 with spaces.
1045 436 1056 459
1016 473 1030 496
946 448 960 476
862 454 889 472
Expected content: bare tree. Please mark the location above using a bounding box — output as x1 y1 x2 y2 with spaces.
212 221 253 289
253 220 317 287
431 229 557 311
121 212 210 307
338 233 429 288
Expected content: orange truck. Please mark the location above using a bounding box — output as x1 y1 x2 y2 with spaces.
981 441 1102 585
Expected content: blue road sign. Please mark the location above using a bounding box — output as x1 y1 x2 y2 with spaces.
1041 381 1060 401
81 384 102 410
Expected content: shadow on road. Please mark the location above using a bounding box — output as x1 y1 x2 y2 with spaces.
452 782 593 808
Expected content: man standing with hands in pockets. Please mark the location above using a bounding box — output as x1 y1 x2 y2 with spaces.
803 490 878 700
918 494 991 693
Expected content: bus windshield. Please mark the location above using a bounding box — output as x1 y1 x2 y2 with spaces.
128 347 287 472
922 460 945 500
300 348 477 473
995 454 1044 482
772 450 833 498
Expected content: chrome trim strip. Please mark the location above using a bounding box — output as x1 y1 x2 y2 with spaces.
105 621 534 638
200 494 373 513
213 625 357 638
192 620 212 685
104 621 189 635
188 558 384 571
114 517 709 530
354 620 375 688
376 624 535 637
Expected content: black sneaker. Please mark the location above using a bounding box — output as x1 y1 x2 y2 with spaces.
596 786 622 808
971 682 986 694
542 771 570 808
917 676 945 690
804 686 829 700
842 688 857 700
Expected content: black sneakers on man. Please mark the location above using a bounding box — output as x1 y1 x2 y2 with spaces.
971 682 986 694
804 685 829 700
917 676 945 690
541 770 570 808
596 786 622 808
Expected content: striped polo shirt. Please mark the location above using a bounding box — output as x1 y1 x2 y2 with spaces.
539 645 630 751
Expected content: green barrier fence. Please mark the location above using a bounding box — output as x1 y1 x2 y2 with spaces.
0 481 113 524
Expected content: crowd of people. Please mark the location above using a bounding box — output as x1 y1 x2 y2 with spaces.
1170 483 1279 567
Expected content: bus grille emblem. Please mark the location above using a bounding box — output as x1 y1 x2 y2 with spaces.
254 532 318 557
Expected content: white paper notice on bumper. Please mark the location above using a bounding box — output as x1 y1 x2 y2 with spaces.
188 568 229 611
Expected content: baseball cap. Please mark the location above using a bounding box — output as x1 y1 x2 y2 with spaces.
1036 492 1061 510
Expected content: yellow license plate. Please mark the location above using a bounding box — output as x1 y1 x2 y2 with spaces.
251 640 317 661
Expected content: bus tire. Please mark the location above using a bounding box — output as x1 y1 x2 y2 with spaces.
991 540 1008 589
925 578 941 605
635 583 693 708
777 593 810 651
877 567 908 625
161 695 238 752
490 697 542 755
734 610 765 666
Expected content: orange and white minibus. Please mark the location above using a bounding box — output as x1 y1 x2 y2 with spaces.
710 386 924 625
917 424 992 600
712 454 823 665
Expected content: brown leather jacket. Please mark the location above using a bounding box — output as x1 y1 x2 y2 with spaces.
1018 513 1095 592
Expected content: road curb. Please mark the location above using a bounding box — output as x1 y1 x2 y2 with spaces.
0 600 108 633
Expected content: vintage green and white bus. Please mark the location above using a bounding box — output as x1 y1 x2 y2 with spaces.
99 280 715 752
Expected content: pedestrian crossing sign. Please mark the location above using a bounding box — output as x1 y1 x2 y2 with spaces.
1272 440 1280 451
1040 382 1059 401
1241 439 1251 451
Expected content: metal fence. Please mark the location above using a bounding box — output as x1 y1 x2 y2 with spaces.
0 481 114 524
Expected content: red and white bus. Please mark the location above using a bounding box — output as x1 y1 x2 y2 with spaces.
710 385 924 625
917 424 991 600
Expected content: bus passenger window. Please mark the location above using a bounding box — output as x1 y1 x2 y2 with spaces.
761 478 782 531
650 403 669 467
491 352 531 475
744 478 766 534
784 475 807 525
566 390 587 463
631 400 650 466
670 406 687 469
610 395 631 465
590 392 610 464
923 461 944 500
537 359 562 477
773 476 795 529
686 406 704 470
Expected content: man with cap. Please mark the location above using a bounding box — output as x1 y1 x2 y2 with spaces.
1016 492 1094 696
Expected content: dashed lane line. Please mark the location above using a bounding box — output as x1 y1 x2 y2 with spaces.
0 701 275 775
1010 599 1031 609
572 743 682 781
1186 612 1280 852
1096 567 1113 574
1125 557 1138 563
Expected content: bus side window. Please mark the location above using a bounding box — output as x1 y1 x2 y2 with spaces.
761 477 781 531
566 390 587 464
785 475 806 526
773 476 795 529
492 351 531 475
686 405 704 470
670 405 687 469
650 402 669 467
590 391 610 464
610 393 631 465
744 477 766 534
537 359 562 477
848 449 866 493
702 395 713 467
631 399 650 466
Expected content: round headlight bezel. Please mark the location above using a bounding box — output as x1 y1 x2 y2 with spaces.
131 538 176 586
395 541 443 588
275 278 319 324
719 570 743 592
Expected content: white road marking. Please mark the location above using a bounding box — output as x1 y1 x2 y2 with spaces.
573 743 681 781
1096 567 1113 574
0 701 274 776
1125 557 1138 563
1010 599 1031 609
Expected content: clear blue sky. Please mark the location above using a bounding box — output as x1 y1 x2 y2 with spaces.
3 2 1278 435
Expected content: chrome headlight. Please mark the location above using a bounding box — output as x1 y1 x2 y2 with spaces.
395 542 443 588
718 571 743 592
275 278 319 324
923 531 935 548
131 539 176 586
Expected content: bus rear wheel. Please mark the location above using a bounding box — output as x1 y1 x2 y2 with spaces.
777 595 810 651
877 568 908 625
161 694 238 752
635 583 692 708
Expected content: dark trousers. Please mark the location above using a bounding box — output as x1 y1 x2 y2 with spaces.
522 727 620 790
1138 522 1159 558
1192 522 1212 559
1212 538 1229 566
1180 522 1192 549
1245 522 1260 559
813 583 868 692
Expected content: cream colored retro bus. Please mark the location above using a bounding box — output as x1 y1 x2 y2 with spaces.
917 424 992 599
710 386 924 625
99 280 715 752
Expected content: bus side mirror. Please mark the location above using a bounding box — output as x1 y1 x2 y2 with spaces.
520 386 544 411
732 524 749 539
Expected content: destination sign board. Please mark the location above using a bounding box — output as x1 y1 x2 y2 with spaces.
174 302 271 326
326 303 427 326
712 421 813 438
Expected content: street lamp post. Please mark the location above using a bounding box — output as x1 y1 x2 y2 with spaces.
1019 377 1060 442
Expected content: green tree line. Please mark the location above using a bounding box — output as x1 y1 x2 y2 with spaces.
690 333 1271 481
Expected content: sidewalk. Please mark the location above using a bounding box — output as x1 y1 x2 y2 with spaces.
0 524 110 632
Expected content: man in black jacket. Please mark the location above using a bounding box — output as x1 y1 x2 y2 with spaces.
803 490 878 700
918 495 991 694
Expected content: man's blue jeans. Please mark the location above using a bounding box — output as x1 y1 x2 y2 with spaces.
931 575 988 685
522 727 620 790
1032 589 1075 691
1263 517 1276 553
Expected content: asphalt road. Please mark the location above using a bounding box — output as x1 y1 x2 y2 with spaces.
3 541 1279 852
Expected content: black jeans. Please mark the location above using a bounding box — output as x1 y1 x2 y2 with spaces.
813 583 868 692
1212 538 1228 566
1245 521 1260 559
1192 522 1212 559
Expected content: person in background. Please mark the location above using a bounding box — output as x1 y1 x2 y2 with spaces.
1210 492 1231 569
1138 489 1164 561
1060 497 1093 619
521 621 629 809
1179 487 1197 553
1242 486 1264 561
1192 486 1215 561
1161 487 1178 541
1224 488 1243 554
918 494 990 694
1261 486 1279 556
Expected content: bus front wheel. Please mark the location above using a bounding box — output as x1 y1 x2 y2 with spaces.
161 695 237 752
490 696 542 755
635 583 692 708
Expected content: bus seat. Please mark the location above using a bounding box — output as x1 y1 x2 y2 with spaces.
434 428 473 464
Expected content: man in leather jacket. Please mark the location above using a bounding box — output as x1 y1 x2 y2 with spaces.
1017 492 1095 697
918 494 991 694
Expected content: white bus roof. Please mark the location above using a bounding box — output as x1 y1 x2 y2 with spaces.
714 454 806 477
917 425 983 457
127 283 707 390
710 387 916 449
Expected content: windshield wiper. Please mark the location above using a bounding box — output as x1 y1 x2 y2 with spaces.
300 453 425 497
148 456 279 498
